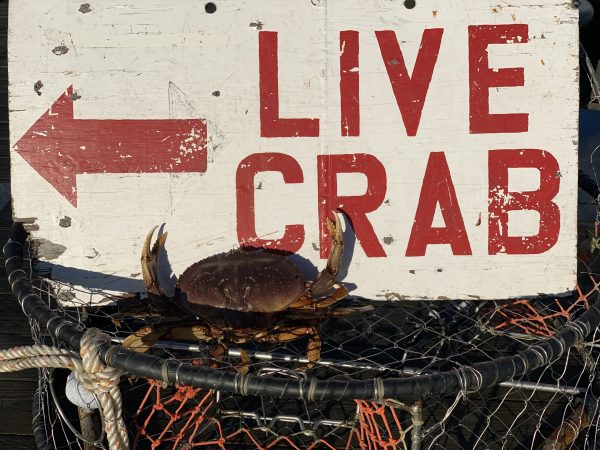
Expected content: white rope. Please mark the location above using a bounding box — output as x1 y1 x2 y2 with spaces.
0 328 129 450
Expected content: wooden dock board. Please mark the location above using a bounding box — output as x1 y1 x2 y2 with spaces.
0 0 37 447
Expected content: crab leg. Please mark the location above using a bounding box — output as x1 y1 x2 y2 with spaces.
290 284 350 310
122 326 169 353
122 322 218 353
213 345 252 374
252 325 321 368
141 226 168 296
252 325 315 342
288 304 373 320
246 326 322 369
305 332 321 369
310 212 344 296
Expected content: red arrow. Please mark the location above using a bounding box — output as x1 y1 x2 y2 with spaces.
13 86 207 206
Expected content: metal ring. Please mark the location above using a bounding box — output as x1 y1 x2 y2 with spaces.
374 377 385 403
174 361 184 386
3 238 23 254
47 369 107 448
4 254 22 265
8 268 28 286
307 378 317 402
161 360 170 384
18 292 38 314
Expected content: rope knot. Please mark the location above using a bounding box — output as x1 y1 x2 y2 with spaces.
77 328 129 449
0 327 129 450
75 328 122 394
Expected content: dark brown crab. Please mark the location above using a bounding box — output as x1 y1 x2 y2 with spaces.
123 213 372 369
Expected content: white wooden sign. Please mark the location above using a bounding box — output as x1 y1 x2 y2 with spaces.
9 0 579 302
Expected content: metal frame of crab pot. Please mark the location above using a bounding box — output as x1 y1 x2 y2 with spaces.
4 222 600 403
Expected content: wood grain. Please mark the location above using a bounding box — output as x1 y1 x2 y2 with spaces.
0 435 38 450
0 382 37 435
0 0 36 440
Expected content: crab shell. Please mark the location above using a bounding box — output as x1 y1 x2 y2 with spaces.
141 214 343 329
174 249 307 317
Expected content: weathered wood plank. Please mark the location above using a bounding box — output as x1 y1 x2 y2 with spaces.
0 381 37 435
0 369 37 383
0 275 34 338
0 435 38 449
0 0 39 441
0 314 34 336
0 307 33 338
7 0 580 303
0 332 34 348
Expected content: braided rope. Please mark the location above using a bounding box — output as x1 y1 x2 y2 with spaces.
0 328 129 450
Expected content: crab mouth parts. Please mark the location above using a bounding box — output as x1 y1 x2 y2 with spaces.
222 286 252 310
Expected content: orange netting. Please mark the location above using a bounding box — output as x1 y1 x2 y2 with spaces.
487 221 600 338
132 380 217 449
490 282 593 337
131 379 410 450
348 400 409 450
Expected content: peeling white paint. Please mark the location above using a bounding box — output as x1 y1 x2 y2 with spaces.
8 0 579 303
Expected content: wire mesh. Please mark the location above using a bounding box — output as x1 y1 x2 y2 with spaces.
17 253 600 450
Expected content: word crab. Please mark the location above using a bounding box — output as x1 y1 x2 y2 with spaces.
122 213 372 370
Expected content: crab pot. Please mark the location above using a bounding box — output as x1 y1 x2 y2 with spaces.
6 217 600 449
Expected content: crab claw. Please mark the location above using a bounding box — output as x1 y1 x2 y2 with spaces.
327 212 343 273
141 226 168 297
310 212 344 296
